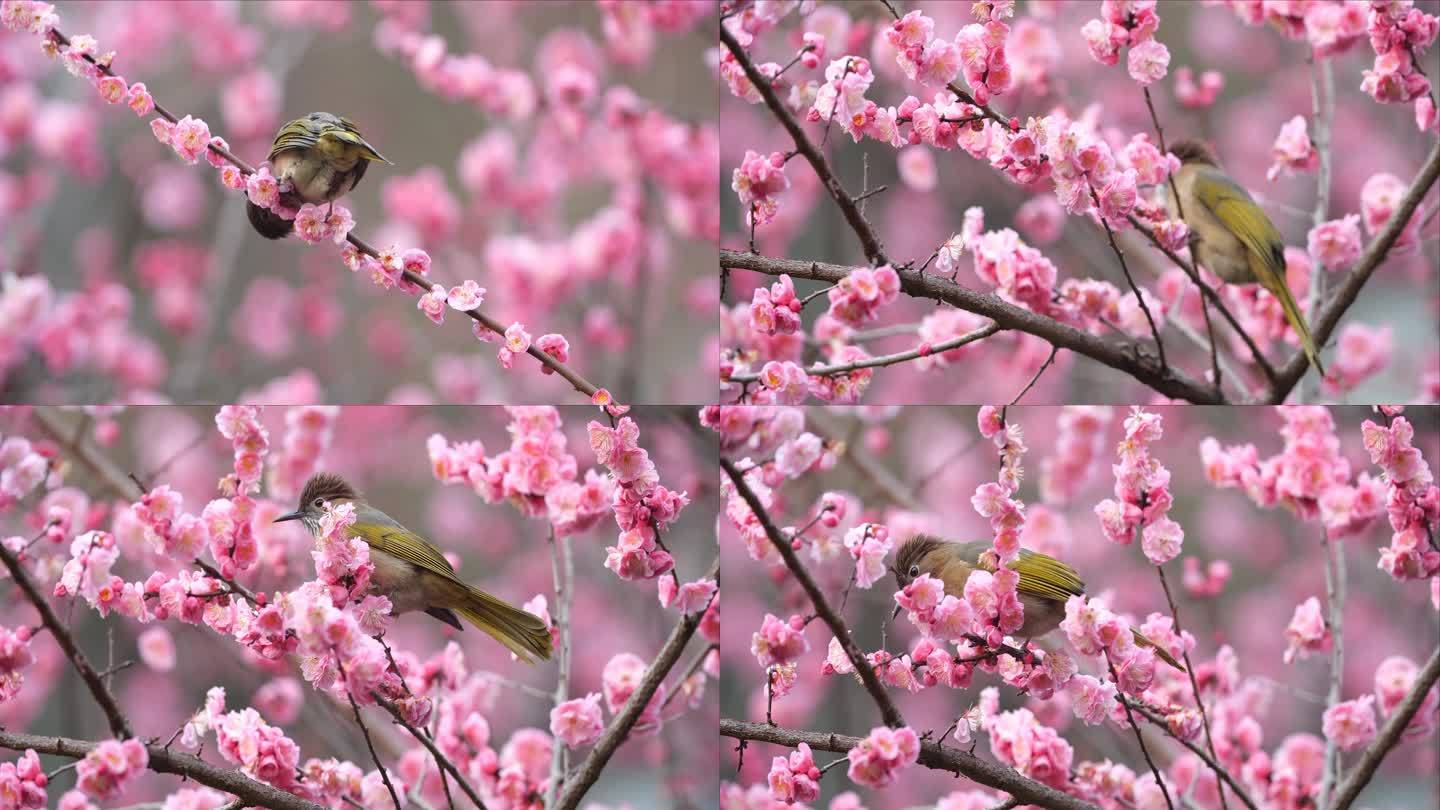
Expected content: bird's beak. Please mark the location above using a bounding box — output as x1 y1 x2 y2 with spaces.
273 510 305 524
890 603 902 622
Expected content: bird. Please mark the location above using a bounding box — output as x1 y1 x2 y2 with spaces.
273 472 552 664
247 112 391 239
1165 139 1325 376
892 534 1184 671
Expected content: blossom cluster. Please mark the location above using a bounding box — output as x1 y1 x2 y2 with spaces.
1080 0 1170 86
1094 407 1185 565
0 625 34 703
74 738 147 801
1360 413 1439 581
0 748 45 808
588 416 691 583
845 725 920 789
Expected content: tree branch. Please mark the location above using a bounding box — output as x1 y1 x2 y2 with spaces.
552 557 720 810
727 323 1000 385
0 542 133 740
1121 699 1261 810
1153 564 1229 810
1267 138 1440 403
721 250 1224 403
43 25 607 403
0 730 325 810
1088 185 1167 373
374 695 488 810
720 458 906 727
1329 645 1440 810
718 25 889 265
1107 654 1174 810
720 720 1101 810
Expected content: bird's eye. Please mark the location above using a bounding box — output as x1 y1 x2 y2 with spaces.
312 498 323 507
908 565 919 578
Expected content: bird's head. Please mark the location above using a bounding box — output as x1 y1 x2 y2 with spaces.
890 534 945 619
274 472 359 530
1169 139 1219 167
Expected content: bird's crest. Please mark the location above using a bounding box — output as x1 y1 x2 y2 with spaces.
298 472 358 509
894 534 944 582
1169 139 1219 167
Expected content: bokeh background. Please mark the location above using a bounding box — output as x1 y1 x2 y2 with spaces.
1 404 718 808
721 405 1440 807
2 0 718 404
721 0 1440 404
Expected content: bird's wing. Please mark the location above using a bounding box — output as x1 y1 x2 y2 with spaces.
1010 549 1086 602
323 115 390 163
267 116 321 161
1191 165 1286 274
345 518 461 581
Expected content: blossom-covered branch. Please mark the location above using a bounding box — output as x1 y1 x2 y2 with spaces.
0 730 326 810
1267 139 1440 403
1329 646 1440 810
719 24 889 266
721 250 1224 403
3 8 611 404
0 539 133 739
720 456 906 728
553 556 719 810
719 720 1101 810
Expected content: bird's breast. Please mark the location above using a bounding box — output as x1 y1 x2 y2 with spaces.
272 148 359 204
366 546 430 615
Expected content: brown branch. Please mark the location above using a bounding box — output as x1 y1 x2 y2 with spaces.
374 695 488 810
806 411 924 512
1154 565 1229 810
720 458 905 727
721 720 1101 810
1330 646 1440 810
721 251 1224 403
336 657 401 810
0 542 133 739
552 557 720 810
1267 139 1440 403
44 25 607 403
0 730 325 810
1122 699 1261 810
726 323 1000 385
718 25 889 266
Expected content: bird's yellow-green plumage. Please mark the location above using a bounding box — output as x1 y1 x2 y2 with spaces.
895 535 1185 672
277 473 552 665
1167 140 1325 376
247 112 391 240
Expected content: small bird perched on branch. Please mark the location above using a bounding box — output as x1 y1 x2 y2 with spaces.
274 472 552 663
892 535 1185 671
247 112 391 239
1165 139 1325 377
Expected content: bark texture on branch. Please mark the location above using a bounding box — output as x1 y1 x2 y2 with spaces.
721 720 1101 810
0 730 326 810
721 250 1224 403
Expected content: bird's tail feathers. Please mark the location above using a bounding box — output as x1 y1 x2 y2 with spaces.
1132 628 1186 672
1267 275 1326 377
441 579 553 664
246 201 293 239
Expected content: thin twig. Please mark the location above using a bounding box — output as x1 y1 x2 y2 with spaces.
1107 653 1175 810
336 655 401 810
374 694 489 810
661 642 718 710
1122 699 1261 810
546 530 574 809
1088 183 1166 371
1009 344 1059 405
1317 527 1347 807
1301 57 1334 404
727 323 1000 384
1155 565 1229 810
